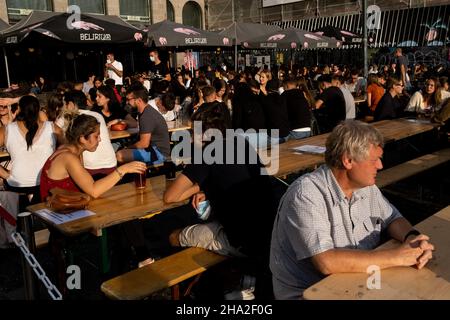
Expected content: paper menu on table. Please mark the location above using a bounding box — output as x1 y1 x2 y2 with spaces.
291 145 326 155
35 209 96 225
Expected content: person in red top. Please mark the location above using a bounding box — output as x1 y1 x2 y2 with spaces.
40 114 145 201
367 73 386 114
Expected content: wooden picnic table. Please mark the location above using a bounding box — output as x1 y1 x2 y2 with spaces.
109 121 191 141
27 175 188 237
109 129 132 141
166 120 191 132
303 205 450 300
265 118 439 178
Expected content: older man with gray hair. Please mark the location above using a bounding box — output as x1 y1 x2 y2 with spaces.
270 120 435 300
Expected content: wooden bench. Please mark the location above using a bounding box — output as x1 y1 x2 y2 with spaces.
101 247 228 300
376 148 450 188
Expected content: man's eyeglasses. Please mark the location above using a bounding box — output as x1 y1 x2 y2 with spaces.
394 83 404 87
0 105 8 109
126 97 135 103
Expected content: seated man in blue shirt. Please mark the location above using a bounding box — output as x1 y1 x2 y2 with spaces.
270 120 435 300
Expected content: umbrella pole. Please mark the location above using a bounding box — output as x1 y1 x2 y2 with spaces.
234 43 238 72
3 47 10 87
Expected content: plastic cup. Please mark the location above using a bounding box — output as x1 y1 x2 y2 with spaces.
134 172 147 189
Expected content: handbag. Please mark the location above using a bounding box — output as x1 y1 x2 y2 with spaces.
46 188 91 214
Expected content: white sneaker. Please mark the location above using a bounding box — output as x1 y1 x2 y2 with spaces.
224 288 255 300
138 257 155 268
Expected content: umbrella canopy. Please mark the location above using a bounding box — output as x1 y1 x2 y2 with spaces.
0 11 145 45
243 27 340 50
0 19 9 32
219 22 281 44
312 25 362 44
146 20 231 47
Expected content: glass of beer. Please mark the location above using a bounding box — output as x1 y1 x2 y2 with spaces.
135 171 147 189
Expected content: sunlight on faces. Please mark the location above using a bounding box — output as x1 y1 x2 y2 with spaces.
96 92 109 107
345 144 383 188
80 126 101 152
425 80 436 95
259 73 268 85
0 105 8 115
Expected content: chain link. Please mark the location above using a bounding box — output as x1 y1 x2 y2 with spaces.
11 232 63 300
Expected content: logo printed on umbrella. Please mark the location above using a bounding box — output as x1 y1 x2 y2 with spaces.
223 37 230 45
290 42 297 49
134 32 143 41
268 34 285 41
305 34 321 41
159 37 168 45
185 38 207 44
174 28 200 36
71 21 104 31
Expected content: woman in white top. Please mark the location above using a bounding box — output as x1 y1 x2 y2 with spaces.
0 96 63 204
57 90 117 177
405 77 450 114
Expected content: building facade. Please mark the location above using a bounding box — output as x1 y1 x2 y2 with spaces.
206 0 450 31
0 0 206 28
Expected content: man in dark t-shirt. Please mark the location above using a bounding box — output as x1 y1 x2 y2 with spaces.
164 105 278 259
315 75 346 133
116 85 170 164
149 50 171 81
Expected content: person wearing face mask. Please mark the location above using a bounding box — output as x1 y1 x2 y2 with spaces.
149 49 171 82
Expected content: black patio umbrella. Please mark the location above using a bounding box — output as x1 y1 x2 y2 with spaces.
312 25 362 45
0 11 145 45
243 27 340 50
219 22 282 44
219 22 282 71
145 20 231 47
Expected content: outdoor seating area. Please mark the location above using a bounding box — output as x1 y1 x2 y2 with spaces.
0 1 450 304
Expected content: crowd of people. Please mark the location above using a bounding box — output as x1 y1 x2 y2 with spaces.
0 46 449 300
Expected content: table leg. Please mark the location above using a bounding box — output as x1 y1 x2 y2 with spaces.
99 229 110 274
17 212 39 300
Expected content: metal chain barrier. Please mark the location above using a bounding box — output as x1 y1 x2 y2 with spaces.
11 232 63 300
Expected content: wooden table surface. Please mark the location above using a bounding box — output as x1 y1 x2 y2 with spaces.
109 129 132 141
265 119 439 178
109 121 191 141
28 175 188 236
166 120 191 132
303 205 450 300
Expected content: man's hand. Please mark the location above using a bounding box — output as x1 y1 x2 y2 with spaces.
393 241 424 267
406 234 434 269
191 192 206 210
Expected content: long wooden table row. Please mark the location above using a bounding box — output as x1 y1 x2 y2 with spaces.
260 118 439 178
28 118 440 237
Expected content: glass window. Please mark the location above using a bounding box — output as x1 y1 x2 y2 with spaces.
7 0 52 22
119 0 150 23
68 0 105 14
183 1 202 29
167 0 175 22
